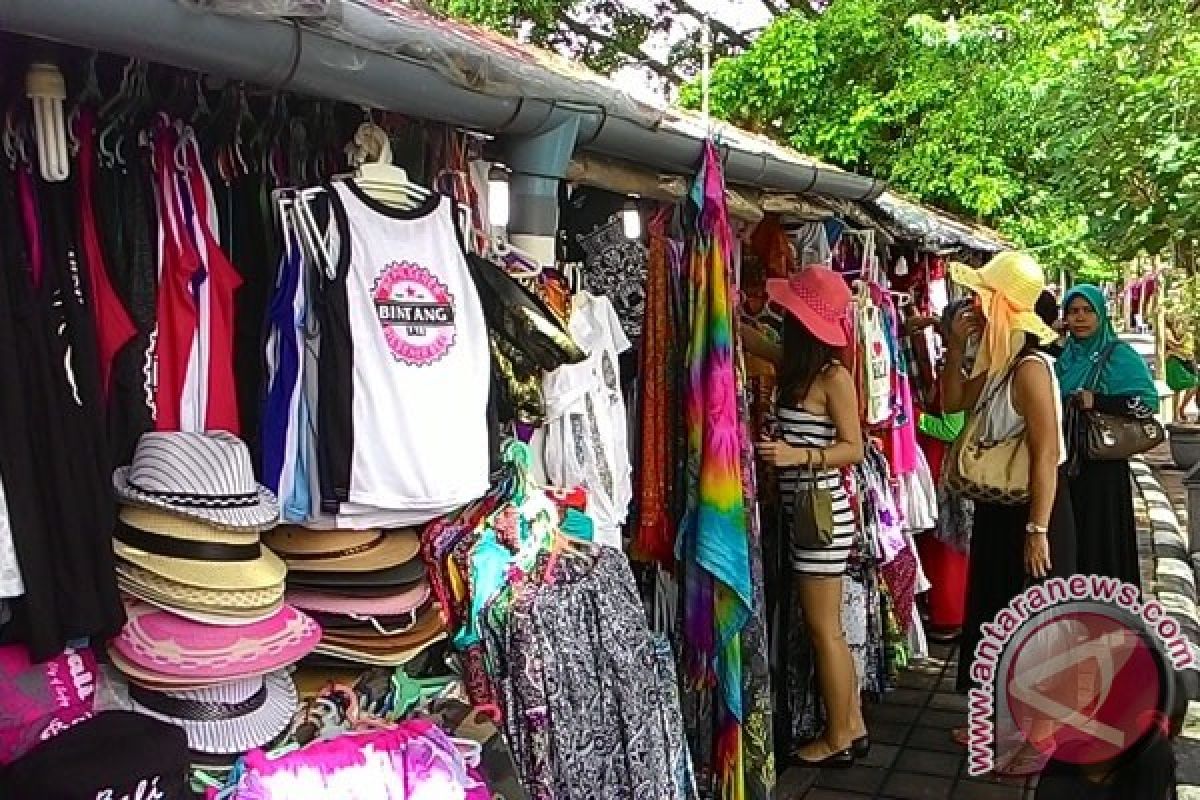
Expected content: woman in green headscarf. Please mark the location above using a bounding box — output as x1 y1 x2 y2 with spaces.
1057 283 1159 586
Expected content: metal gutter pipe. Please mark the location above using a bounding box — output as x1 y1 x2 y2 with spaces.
503 117 580 265
0 0 886 201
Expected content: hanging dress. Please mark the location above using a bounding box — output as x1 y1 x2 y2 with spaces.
0 168 124 659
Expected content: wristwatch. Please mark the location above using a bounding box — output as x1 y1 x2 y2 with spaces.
1025 523 1049 536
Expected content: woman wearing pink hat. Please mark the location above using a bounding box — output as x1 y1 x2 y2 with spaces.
747 265 868 768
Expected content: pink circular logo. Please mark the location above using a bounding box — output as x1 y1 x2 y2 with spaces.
372 262 457 366
999 605 1169 771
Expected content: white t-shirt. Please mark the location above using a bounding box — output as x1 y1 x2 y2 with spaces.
532 292 633 549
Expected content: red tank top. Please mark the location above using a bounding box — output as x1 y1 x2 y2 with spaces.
76 109 136 402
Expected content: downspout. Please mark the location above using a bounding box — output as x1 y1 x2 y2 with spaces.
502 118 580 266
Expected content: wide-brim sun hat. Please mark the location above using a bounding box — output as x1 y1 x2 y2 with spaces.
287 580 430 618
118 589 283 628
113 505 286 592
116 559 285 611
263 527 420 573
110 597 321 684
318 604 443 652
129 670 298 756
113 431 279 532
765 265 853 348
949 253 1057 345
314 632 448 668
284 559 426 589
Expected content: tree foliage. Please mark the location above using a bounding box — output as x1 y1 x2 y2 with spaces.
435 0 1200 279
429 0 774 84
684 0 1199 277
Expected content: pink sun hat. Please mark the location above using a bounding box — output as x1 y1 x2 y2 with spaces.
286 579 430 618
109 597 320 684
765 265 853 347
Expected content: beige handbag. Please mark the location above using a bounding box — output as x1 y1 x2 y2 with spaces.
945 363 1031 506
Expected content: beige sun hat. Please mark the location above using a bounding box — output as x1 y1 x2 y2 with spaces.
116 561 284 609
113 505 286 591
116 563 284 626
262 527 421 573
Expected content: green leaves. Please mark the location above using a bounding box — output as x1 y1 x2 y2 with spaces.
677 0 1198 274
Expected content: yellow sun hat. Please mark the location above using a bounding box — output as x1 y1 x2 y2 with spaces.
949 252 1058 377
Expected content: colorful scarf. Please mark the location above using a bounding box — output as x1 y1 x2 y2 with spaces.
678 141 754 800
1056 284 1159 409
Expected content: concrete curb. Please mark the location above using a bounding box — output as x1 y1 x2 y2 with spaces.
1129 459 1200 699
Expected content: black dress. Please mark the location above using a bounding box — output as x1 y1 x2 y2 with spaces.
956 465 1078 692
1067 394 1143 588
0 170 125 660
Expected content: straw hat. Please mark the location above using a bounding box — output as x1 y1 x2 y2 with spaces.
284 559 426 589
116 561 284 610
949 253 1057 344
117 580 285 628
314 633 448 668
263 528 421 573
765 265 853 347
113 505 286 592
110 598 321 685
318 605 443 653
129 670 298 756
286 580 430 619
113 432 279 532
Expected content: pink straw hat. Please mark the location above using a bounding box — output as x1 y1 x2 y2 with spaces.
765 265 853 347
286 580 430 618
110 597 320 684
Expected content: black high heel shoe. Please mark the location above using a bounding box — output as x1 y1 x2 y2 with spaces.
852 736 870 759
793 745 855 769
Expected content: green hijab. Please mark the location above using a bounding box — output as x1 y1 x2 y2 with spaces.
1056 284 1159 409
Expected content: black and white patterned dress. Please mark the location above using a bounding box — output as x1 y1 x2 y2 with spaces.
777 406 856 576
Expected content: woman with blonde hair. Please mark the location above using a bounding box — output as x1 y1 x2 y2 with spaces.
941 253 1078 768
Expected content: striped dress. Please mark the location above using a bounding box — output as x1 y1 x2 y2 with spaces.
777 406 856 576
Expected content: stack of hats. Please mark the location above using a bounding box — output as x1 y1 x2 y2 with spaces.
108 432 321 763
264 527 446 667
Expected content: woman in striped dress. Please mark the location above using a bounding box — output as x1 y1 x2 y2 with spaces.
748 266 866 768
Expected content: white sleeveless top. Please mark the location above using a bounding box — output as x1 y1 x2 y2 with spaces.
324 182 491 516
978 351 1067 466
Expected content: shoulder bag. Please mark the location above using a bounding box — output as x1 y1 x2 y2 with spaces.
1081 342 1165 461
792 449 835 549
945 360 1030 506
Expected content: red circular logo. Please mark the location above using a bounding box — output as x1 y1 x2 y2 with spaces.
1001 608 1166 767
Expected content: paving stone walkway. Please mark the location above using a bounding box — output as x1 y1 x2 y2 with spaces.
779 643 1038 800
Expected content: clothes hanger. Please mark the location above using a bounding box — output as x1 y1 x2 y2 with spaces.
66 51 102 157
340 120 431 211
389 667 457 718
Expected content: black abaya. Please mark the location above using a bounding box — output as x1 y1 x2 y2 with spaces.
956 466 1078 692
1069 457 1140 588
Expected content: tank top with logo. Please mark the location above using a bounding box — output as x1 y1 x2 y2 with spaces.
320 182 491 517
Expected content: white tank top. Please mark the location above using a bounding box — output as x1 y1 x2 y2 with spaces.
979 351 1067 466
324 182 491 516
